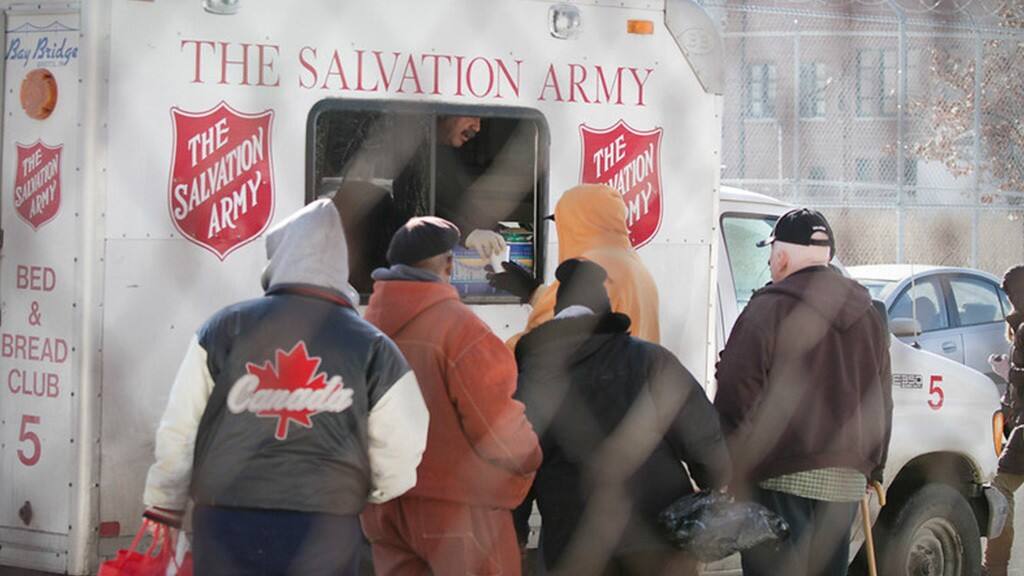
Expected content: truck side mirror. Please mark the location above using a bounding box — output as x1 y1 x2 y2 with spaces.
890 317 922 338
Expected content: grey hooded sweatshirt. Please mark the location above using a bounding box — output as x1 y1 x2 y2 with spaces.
144 199 428 515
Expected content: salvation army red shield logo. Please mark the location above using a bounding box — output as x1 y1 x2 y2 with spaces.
13 141 62 230
227 341 354 440
580 121 663 248
169 102 274 259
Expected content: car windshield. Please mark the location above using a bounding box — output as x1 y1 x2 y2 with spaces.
858 279 894 300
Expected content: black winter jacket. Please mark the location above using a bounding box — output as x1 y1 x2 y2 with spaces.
513 312 730 568
1001 312 1024 429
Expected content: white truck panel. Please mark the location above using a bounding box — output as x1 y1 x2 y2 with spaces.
885 338 999 481
0 8 79 554
98 239 267 535
81 0 724 566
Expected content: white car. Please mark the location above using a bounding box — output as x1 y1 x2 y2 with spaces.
850 265 1013 386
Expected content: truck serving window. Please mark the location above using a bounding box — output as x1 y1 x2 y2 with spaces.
307 101 547 303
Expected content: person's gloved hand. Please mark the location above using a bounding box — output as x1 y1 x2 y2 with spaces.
466 229 507 259
990 353 1011 383
488 261 541 304
143 506 184 529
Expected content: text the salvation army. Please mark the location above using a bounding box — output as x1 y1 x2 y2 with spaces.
172 118 265 237
592 135 658 228
181 40 656 107
14 148 59 219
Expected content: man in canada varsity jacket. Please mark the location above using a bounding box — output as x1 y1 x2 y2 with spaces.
141 199 429 575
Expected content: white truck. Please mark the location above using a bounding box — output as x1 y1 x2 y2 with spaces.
0 1 1006 574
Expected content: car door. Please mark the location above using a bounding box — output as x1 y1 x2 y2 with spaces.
946 273 1011 382
889 276 964 364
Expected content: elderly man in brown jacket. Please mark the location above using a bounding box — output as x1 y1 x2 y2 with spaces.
715 208 892 576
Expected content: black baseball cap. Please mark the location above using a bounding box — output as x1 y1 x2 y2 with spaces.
757 208 835 257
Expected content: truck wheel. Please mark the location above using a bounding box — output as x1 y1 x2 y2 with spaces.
874 484 981 576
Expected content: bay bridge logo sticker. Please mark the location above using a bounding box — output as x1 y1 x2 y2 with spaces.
169 102 274 259
13 141 62 230
5 20 79 69
580 120 664 248
227 341 354 441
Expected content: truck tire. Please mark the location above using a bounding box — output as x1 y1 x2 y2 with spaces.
874 484 981 576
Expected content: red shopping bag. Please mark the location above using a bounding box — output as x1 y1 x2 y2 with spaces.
98 518 190 576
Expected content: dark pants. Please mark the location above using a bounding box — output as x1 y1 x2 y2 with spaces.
192 505 361 576
740 488 858 576
983 472 1024 576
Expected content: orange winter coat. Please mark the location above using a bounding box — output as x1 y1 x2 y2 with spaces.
515 184 660 345
365 280 541 509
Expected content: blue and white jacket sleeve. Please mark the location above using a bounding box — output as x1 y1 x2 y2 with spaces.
143 335 215 510
365 336 429 503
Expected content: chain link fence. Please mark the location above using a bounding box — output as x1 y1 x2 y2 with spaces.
704 0 1024 276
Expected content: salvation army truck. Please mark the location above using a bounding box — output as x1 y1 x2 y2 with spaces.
0 0 1006 574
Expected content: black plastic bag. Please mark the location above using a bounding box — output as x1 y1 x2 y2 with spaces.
658 490 790 562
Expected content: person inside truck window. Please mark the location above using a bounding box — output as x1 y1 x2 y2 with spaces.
400 115 510 260
312 107 542 301
437 115 481 148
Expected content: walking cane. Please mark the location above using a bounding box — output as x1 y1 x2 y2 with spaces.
861 481 886 576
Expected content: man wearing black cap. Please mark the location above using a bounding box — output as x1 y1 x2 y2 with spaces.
714 208 892 576
359 216 541 576
514 259 730 575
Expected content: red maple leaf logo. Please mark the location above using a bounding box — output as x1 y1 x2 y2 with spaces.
245 341 328 440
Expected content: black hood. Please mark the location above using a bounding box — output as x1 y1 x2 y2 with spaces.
515 312 632 365
756 266 874 332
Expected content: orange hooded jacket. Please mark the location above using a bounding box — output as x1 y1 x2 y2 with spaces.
513 184 661 345
365 280 541 509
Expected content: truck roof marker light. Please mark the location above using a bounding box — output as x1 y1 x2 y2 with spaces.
203 0 239 15
627 20 655 35
549 4 582 40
